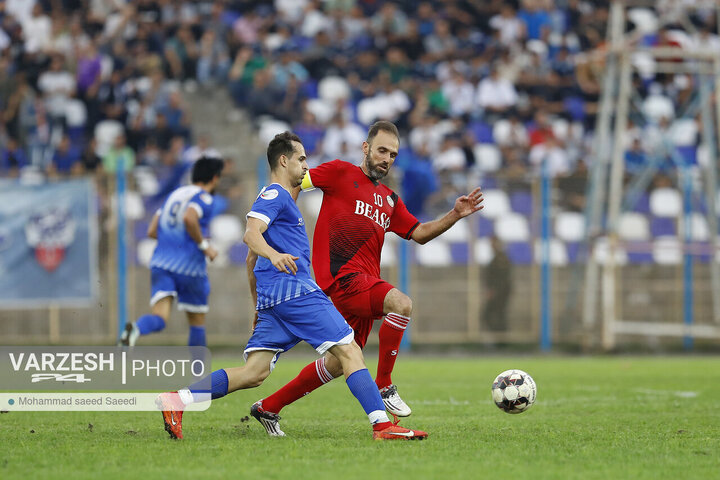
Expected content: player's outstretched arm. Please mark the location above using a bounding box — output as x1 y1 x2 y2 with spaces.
243 217 299 275
411 187 484 245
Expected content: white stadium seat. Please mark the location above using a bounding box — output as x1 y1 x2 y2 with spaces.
551 118 569 142
649 188 682 217
442 217 469 242
618 212 650 241
210 214 244 247
380 235 397 267
258 118 292 145
473 143 502 172
136 238 157 267
415 240 452 266
124 191 145 220
687 213 709 242
653 236 682 265
670 119 698 146
534 239 568 266
642 94 675 122
480 189 511 219
474 237 493 265
318 76 350 101
492 119 511 145
555 211 585 242
628 8 658 33
495 213 530 242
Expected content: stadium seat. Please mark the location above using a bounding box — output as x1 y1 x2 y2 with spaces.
468 121 494 143
653 236 682 265
688 213 710 241
306 98 335 124
592 237 628 265
618 212 650 241
124 191 146 220
415 239 452 266
442 217 469 242
449 242 469 264
134 166 160 197
473 143 502 173
492 119 511 145
555 211 585 242
534 239 568 266
650 216 676 236
649 188 682 217
506 242 533 265
629 193 651 214
675 145 697 165
228 242 249 265
642 94 675 122
474 238 493 265
628 8 659 33
509 191 533 215
318 76 350 101
210 214 244 249
626 242 655 264
477 215 494 237
551 118 569 142
671 119 698 146
136 238 157 267
495 213 530 242
480 189 511 219
258 118 292 144
380 240 397 267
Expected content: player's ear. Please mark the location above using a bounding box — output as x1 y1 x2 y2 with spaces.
279 154 288 168
362 141 369 156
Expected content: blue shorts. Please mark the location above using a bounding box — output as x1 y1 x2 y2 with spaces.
244 291 354 370
150 267 210 313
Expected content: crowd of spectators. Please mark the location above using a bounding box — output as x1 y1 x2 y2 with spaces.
0 0 718 222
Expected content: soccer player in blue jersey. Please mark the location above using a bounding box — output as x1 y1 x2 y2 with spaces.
120 156 225 347
156 132 428 441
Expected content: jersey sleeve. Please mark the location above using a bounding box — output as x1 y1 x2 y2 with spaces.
388 193 420 240
188 191 214 219
302 159 343 193
247 187 285 226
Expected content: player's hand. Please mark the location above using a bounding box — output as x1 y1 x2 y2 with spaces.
204 246 219 261
454 187 484 218
270 253 299 275
252 311 259 331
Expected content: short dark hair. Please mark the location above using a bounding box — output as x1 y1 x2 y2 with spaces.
192 156 225 183
267 131 302 170
366 121 399 144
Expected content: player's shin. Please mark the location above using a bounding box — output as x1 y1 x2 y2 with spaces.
375 313 410 389
177 368 229 405
345 368 391 430
262 357 334 413
136 314 166 335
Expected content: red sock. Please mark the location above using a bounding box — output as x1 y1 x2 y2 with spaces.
375 313 410 389
262 358 334 413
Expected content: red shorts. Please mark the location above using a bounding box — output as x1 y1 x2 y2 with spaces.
325 273 394 348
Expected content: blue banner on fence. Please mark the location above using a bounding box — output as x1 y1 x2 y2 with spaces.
0 179 98 307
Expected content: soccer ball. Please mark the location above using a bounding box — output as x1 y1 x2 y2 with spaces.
491 369 537 414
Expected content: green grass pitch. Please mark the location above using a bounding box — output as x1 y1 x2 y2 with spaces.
1 356 718 479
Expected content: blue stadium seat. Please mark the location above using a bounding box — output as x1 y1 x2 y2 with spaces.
565 241 582 263
510 191 533 215
468 121 494 143
449 242 469 264
650 217 676 236
630 193 651 214
229 242 249 265
675 145 697 165
626 241 654 264
477 216 494 237
506 242 533 264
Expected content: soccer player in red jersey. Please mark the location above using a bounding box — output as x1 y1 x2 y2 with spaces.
250 121 483 434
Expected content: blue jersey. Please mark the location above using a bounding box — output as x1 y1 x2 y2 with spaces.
247 184 320 309
150 185 214 277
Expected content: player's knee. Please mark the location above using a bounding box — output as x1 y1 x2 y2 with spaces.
324 354 343 377
392 294 412 317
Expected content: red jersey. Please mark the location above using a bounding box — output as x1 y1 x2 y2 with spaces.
302 160 420 291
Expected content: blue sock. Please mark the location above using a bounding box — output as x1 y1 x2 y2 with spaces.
135 314 165 335
186 368 228 402
188 326 206 346
346 368 388 425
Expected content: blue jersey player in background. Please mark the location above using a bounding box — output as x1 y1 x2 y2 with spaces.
155 132 428 441
120 156 225 347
